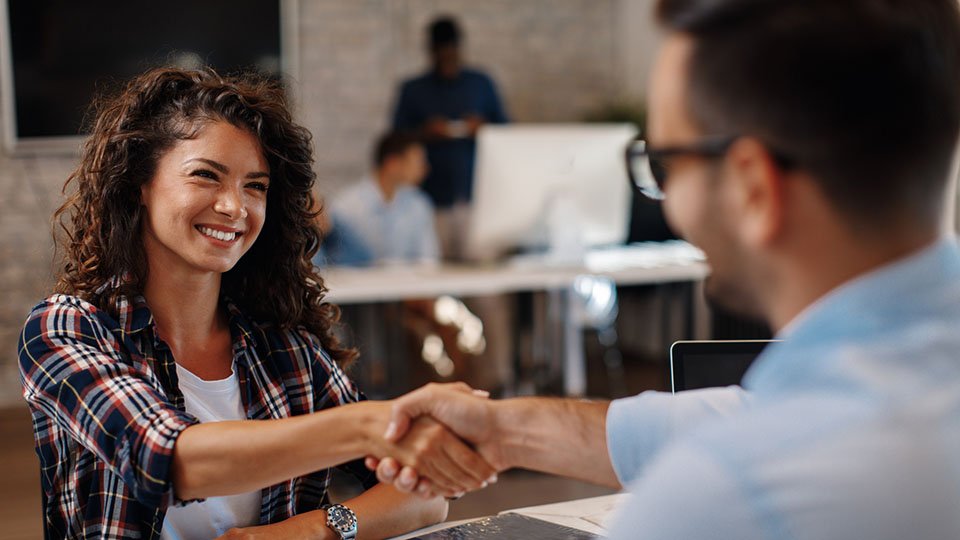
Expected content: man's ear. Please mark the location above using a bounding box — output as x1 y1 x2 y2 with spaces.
724 137 787 249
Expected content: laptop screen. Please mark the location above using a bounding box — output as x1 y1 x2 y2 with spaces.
670 340 776 392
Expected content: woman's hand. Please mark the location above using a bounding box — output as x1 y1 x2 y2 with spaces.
377 416 497 498
214 511 331 540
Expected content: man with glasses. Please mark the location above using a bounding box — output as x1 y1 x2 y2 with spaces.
371 0 960 536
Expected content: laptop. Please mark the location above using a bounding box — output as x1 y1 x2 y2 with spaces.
669 340 777 392
409 513 598 539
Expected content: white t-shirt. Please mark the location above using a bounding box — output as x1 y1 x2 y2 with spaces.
160 364 261 540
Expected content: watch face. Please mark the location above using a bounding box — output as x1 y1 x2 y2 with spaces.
328 505 357 533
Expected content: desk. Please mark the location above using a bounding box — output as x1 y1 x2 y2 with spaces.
391 493 630 539
323 242 708 304
322 242 710 395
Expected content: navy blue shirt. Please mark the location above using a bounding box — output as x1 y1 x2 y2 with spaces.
391 68 508 208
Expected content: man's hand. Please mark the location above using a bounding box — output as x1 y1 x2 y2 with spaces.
367 383 506 497
378 416 496 498
423 117 450 140
463 114 485 137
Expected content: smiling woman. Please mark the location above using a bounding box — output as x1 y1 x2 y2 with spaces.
52 69 342 367
16 68 493 540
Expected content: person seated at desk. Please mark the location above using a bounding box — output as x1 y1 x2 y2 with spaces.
18 68 494 540
325 132 439 267
313 211 375 268
320 133 494 387
368 0 960 538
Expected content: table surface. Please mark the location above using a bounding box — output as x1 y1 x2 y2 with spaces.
390 493 630 539
322 242 709 304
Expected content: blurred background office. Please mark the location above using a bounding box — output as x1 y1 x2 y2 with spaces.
0 0 664 404
0 3 668 537
2 1 958 539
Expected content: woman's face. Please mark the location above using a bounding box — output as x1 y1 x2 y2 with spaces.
140 120 270 276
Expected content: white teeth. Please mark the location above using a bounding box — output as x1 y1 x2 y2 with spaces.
198 226 238 242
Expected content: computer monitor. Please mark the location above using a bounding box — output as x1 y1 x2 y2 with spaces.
466 124 638 261
670 340 777 392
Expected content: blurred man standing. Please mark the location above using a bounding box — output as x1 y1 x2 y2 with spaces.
391 17 514 394
391 16 508 260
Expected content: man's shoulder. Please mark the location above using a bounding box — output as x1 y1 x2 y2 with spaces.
331 179 377 213
400 72 434 90
461 68 497 85
397 186 435 212
684 392 865 458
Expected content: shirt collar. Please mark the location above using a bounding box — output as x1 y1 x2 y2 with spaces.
364 175 412 208
107 280 255 354
430 69 463 83
743 236 960 393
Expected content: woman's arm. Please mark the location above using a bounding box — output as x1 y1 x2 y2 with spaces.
216 485 447 540
172 401 386 500
172 401 494 501
342 483 448 540
19 299 200 508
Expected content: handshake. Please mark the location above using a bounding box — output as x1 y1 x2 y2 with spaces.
364 383 508 500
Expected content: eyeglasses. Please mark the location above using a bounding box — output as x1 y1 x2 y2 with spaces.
625 136 739 200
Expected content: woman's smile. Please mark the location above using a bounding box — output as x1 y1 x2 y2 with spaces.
195 224 244 244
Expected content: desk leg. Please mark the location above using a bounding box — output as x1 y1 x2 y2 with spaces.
528 292 549 394
563 296 587 397
545 288 587 397
690 279 711 340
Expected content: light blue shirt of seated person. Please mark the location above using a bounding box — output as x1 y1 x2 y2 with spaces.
606 237 960 539
328 177 439 266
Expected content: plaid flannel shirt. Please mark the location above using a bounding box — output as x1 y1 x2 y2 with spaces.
18 291 375 539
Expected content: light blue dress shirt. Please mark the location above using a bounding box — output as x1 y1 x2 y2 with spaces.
329 177 439 266
607 237 960 539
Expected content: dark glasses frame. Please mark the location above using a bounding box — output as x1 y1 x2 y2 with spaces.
624 135 739 200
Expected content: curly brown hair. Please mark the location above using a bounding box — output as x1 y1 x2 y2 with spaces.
53 67 357 367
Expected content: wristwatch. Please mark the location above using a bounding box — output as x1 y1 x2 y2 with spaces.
323 503 358 540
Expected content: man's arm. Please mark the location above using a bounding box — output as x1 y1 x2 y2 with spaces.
376 384 619 490
390 83 414 131
491 398 618 487
605 442 766 540
482 74 508 124
374 383 752 496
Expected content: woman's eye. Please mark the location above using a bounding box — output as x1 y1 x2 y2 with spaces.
191 169 218 180
247 182 269 193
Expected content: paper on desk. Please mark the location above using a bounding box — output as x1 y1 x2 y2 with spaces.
500 493 630 534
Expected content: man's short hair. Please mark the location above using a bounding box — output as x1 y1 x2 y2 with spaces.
373 132 422 168
656 0 960 227
429 16 462 49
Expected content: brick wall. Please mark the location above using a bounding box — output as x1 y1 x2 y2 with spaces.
299 0 635 197
0 155 75 403
0 0 659 404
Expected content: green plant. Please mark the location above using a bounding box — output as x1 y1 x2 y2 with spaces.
582 100 647 135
